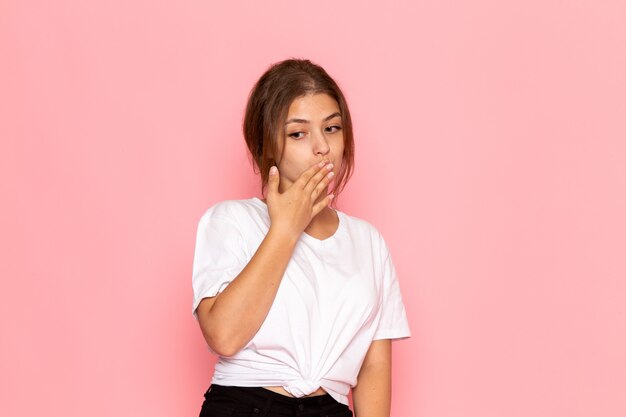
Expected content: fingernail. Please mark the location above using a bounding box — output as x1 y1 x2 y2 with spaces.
270 166 277 175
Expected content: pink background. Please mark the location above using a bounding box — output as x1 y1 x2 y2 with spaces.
1 1 625 416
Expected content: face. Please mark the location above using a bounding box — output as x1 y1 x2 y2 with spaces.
273 93 344 197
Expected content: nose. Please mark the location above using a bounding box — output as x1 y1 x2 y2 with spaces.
312 128 331 157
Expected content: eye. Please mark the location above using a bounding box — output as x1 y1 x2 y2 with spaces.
325 125 342 133
288 131 306 139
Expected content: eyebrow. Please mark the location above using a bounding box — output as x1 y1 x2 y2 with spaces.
284 112 342 125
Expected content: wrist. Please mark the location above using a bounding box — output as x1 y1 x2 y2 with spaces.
267 225 300 247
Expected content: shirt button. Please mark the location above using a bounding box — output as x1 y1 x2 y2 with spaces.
298 403 305 410
253 407 260 413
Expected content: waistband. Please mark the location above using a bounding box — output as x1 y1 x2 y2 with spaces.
208 384 346 415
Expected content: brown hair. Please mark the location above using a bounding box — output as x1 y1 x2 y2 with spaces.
243 58 355 207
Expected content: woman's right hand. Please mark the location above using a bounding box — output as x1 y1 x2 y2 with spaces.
265 160 335 239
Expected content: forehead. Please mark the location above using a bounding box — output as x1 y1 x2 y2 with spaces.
286 93 339 116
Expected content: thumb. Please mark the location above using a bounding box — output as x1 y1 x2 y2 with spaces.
268 165 279 195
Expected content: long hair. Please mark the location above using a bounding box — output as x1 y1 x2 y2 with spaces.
243 58 355 206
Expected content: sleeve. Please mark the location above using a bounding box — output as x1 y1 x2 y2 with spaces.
372 248 412 341
191 208 248 321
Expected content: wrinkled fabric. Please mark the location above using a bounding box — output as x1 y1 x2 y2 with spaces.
192 197 411 406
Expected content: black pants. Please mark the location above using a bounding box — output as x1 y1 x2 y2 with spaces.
199 384 353 417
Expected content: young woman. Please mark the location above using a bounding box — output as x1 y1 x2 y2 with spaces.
192 58 411 417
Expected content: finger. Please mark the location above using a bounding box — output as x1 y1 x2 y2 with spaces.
267 165 279 196
296 159 331 190
305 162 334 195
311 193 334 216
309 168 334 201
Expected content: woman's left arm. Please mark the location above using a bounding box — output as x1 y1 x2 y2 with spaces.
352 339 392 417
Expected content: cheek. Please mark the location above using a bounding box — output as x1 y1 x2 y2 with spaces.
332 141 345 158
277 155 302 179
335 132 345 148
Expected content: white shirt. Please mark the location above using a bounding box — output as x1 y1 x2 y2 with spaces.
192 197 411 406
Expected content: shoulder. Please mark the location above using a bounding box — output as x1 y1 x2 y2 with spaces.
199 197 258 220
197 198 261 234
